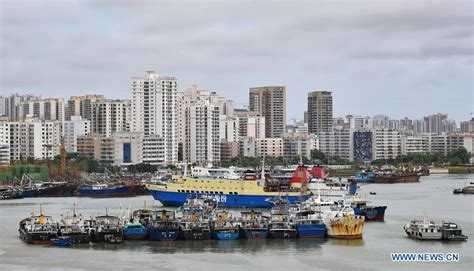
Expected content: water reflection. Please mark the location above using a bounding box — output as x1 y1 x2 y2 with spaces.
326 239 364 246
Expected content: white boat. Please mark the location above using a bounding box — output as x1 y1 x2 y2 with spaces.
403 218 442 240
191 166 246 179
307 178 349 200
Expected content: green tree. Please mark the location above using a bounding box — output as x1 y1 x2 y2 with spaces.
311 149 328 165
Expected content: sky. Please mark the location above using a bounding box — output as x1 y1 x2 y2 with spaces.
1 0 473 123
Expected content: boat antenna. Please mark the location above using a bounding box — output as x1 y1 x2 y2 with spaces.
106 207 108 216
73 202 76 216
39 203 42 216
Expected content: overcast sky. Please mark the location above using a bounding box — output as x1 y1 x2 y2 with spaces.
1 0 473 123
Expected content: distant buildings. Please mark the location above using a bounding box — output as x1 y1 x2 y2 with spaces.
249 86 286 138
460 118 474 133
67 94 104 120
307 91 333 134
424 113 448 134
63 116 90 152
255 138 283 158
131 71 178 164
90 99 131 137
17 97 65 122
282 134 317 161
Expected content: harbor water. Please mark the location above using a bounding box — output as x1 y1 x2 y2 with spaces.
0 174 473 271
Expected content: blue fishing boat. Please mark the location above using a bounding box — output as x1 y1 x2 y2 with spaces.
123 222 148 240
148 220 180 241
351 200 387 221
51 236 72 247
212 210 239 240
294 210 327 238
78 184 131 198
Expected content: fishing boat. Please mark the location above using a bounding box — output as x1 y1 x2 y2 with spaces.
211 210 239 240
37 182 77 197
292 207 327 238
77 183 132 198
89 211 123 243
19 208 58 244
148 210 180 241
404 219 442 240
349 197 387 221
351 171 375 183
441 222 468 241
239 210 269 239
179 197 214 241
267 198 297 239
324 203 365 239
146 164 310 208
123 221 148 240
0 186 23 200
57 206 90 244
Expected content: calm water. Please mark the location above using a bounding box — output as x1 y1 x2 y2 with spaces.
0 174 473 271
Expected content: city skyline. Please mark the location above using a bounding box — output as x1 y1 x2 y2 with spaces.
1 1 472 123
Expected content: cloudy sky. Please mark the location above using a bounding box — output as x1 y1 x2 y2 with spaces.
1 0 473 123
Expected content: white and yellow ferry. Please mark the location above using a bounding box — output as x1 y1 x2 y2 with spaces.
146 172 310 208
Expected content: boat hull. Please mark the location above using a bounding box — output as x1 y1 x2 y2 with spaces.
373 175 420 184
327 215 365 239
353 206 387 220
297 224 327 238
78 185 131 198
268 229 297 239
240 229 268 239
213 230 239 240
182 229 211 241
89 229 123 243
19 229 56 244
148 228 180 241
148 190 308 208
123 228 148 240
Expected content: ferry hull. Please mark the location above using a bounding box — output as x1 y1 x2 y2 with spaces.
214 231 239 240
19 229 56 244
297 224 327 238
148 190 308 208
148 228 180 241
182 229 211 241
327 215 365 239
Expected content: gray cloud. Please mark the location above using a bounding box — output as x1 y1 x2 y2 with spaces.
1 0 472 122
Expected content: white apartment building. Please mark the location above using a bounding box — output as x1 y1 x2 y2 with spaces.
100 132 143 166
318 127 352 161
91 99 131 137
63 116 91 152
219 116 239 143
18 98 65 122
401 135 429 155
131 71 178 163
256 138 283 158
184 101 220 165
239 137 256 157
67 94 104 120
282 134 316 161
235 112 266 139
6 120 62 161
374 128 401 160
143 134 165 165
0 121 10 165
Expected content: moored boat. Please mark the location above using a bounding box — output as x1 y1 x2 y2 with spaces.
267 199 297 239
179 197 214 241
51 236 72 247
211 210 239 240
453 185 474 194
58 206 90 244
324 204 365 239
77 183 132 198
441 222 468 241
19 210 58 244
373 173 420 184
350 198 387 221
89 212 123 243
239 210 269 239
148 210 180 241
292 208 327 238
146 170 311 208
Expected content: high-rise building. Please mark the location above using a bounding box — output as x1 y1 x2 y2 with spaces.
131 71 178 163
255 138 283 158
5 94 39 120
282 134 317 161
219 116 239 143
234 110 265 139
401 135 429 155
184 101 220 165
460 118 474 133
0 121 10 165
18 98 65 122
318 127 352 161
63 116 91 152
307 91 333 134
67 95 104 120
249 86 286 138
90 99 131 137
424 113 448 134
0 96 8 117
143 134 165 165
374 128 401 160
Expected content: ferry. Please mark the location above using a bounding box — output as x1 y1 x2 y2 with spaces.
19 211 58 244
146 170 310 208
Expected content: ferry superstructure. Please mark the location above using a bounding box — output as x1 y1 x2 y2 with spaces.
146 173 310 208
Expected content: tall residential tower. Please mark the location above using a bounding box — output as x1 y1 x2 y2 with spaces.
249 86 286 138
307 91 333 134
